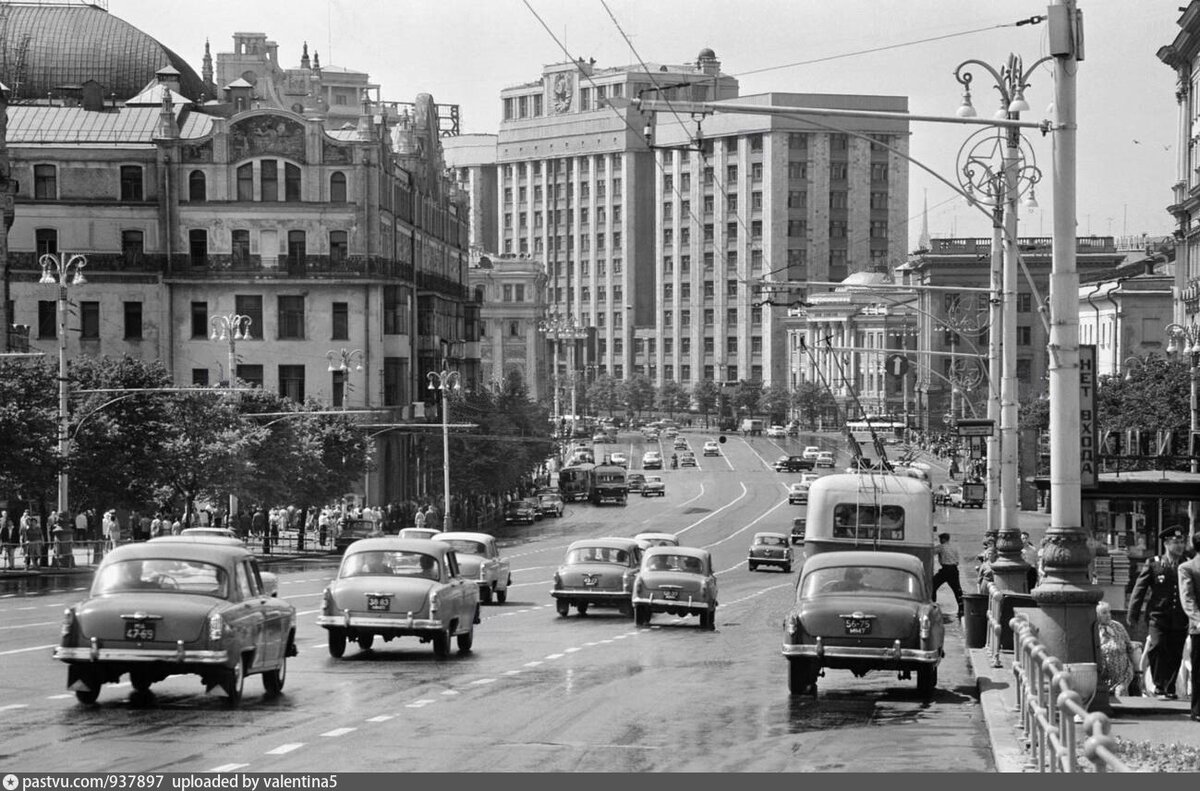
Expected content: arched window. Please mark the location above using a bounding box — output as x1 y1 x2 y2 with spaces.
189 170 206 202
510 321 519 337
285 163 302 202
330 172 347 202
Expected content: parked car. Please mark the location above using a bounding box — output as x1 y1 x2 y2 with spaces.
641 475 666 497
504 499 538 525
766 425 788 439
317 538 480 657
537 491 565 518
702 440 721 456
335 518 384 554
626 472 647 492
801 446 823 461
633 531 679 550
781 550 945 699
642 451 663 470
632 546 719 630
678 451 698 468
787 482 809 505
54 540 296 705
747 532 794 573
434 532 511 604
551 537 642 617
815 451 836 468
399 527 441 540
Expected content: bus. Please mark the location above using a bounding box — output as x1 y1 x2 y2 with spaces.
845 417 906 451
559 463 595 503
591 463 628 506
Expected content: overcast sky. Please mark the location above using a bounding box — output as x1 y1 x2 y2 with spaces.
109 0 1183 252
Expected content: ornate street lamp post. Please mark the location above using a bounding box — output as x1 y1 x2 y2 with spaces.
209 313 253 388
1166 322 1200 533
38 253 87 517
539 311 588 435
326 348 365 409
426 368 460 531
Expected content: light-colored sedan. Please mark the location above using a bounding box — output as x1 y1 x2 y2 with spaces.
633 531 679 550
766 425 788 438
434 531 512 604
703 440 721 456
551 538 642 618
54 540 296 705
399 527 441 540
816 451 836 468
632 546 719 630
317 538 480 658
641 474 666 497
787 482 808 505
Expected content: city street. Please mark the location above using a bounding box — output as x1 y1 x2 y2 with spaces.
0 431 997 773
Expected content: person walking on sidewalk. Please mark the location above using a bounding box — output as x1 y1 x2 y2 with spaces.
0 511 16 569
1177 530 1200 720
932 532 964 618
1129 525 1190 700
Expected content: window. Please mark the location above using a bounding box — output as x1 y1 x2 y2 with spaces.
261 160 278 202
830 163 848 180
830 191 848 209
704 308 714 325
231 230 250 266
727 222 737 240
38 300 56 339
189 170 206 201
681 337 691 354
332 302 349 340
787 220 806 238
871 163 888 182
35 228 57 256
681 282 691 300
788 162 807 180
287 230 306 271
727 308 737 325
34 165 56 199
192 369 210 387
191 302 208 338
279 365 305 403
238 365 264 388
188 229 208 266
1018 293 1032 312
120 230 144 267
285 163 302 202
870 221 888 239
726 337 738 354
664 283 674 300
277 296 305 340
727 165 738 182
1018 326 1032 346
727 279 738 298
752 192 763 210
124 302 142 339
330 172 347 202
751 220 762 240
329 230 348 264
236 295 264 339
788 190 806 209
80 301 99 339
751 162 763 180
870 192 888 210
236 163 253 201
332 370 346 408
120 166 143 201
704 337 715 353
727 194 738 213
829 220 847 239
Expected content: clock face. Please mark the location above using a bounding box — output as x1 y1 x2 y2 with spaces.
552 73 572 113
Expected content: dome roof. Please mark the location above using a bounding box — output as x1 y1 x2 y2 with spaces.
839 270 892 287
697 47 716 59
0 4 206 102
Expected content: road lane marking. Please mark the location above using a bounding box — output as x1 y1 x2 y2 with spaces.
405 699 435 708
544 653 564 659
705 498 792 556
468 678 497 685
0 704 29 712
211 764 249 773
441 689 459 696
265 744 304 755
0 620 59 631
366 715 394 722
674 482 749 539
0 644 57 655
564 647 581 653
320 727 357 737
523 661 542 667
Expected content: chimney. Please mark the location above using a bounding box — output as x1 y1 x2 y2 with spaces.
156 86 179 139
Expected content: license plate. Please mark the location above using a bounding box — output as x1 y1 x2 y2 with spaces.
662 590 679 600
124 621 155 641
583 575 599 587
844 617 872 635
367 596 391 611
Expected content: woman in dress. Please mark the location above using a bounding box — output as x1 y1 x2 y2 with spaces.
1097 601 1138 698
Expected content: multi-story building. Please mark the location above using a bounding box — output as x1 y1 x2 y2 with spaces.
467 252 549 399
1 5 473 507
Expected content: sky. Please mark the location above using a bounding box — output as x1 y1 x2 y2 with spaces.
107 0 1184 252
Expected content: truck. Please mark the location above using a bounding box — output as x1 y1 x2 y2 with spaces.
740 418 764 436
959 480 985 508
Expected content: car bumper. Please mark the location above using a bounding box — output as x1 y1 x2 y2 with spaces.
551 589 629 605
781 639 940 664
316 613 446 633
54 645 229 664
631 594 709 613
749 556 791 567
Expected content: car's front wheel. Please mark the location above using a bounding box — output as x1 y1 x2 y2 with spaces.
327 628 347 658
917 664 938 699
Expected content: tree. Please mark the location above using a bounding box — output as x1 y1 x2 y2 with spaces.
757 382 792 424
792 381 839 429
621 374 656 418
731 379 764 419
657 380 690 418
0 359 58 511
692 380 719 428
1095 355 1189 464
586 374 621 417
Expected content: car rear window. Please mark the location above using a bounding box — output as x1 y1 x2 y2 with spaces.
800 566 921 600
755 535 788 546
440 540 486 556
831 504 906 540
94 558 228 597
342 550 440 579
645 554 704 573
567 546 630 565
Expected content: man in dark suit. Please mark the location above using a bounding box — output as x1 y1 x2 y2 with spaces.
1129 525 1190 699
1178 530 1200 720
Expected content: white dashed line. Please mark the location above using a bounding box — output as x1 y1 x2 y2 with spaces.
0 704 29 712
441 690 459 696
564 647 581 653
469 678 497 686
265 744 304 755
366 715 395 722
524 661 542 667
46 694 73 700
320 727 357 737
211 764 249 773
405 699 436 708
544 653 564 660
503 670 521 676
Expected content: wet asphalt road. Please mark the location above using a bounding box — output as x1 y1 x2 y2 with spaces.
0 432 995 772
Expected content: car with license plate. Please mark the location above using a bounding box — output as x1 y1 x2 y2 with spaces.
633 532 679 550
747 532 793 572
781 550 944 699
537 490 565 518
53 540 296 705
703 439 721 456
776 455 815 473
641 474 666 497
790 517 807 546
551 537 642 617
815 451 836 468
632 546 718 629
504 499 538 525
641 451 662 470
787 482 809 505
802 446 823 461
317 538 480 657
673 438 689 451
434 532 511 604
766 425 788 439
334 517 384 554
679 451 697 468
626 472 646 492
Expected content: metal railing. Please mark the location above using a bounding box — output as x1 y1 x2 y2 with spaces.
1009 611 1129 773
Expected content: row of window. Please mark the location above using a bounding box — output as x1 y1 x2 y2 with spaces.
661 308 764 328
662 250 766 273
502 154 623 179
503 179 623 204
504 205 623 226
189 365 364 406
29 162 350 203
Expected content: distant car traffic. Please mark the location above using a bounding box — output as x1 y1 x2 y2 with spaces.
537 491 565 518
626 472 647 492
790 516 807 546
933 484 958 507
633 531 679 550
335 518 384 554
641 475 666 497
633 546 718 630
702 440 721 456
551 538 642 618
609 452 628 468
398 527 441 540
766 425 788 438
642 451 663 470
747 532 793 573
787 482 808 505
776 455 815 473
318 538 480 658
801 446 823 460
679 451 698 468
815 451 836 468
673 438 689 451
504 499 537 525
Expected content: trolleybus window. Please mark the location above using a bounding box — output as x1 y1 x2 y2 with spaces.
831 503 906 541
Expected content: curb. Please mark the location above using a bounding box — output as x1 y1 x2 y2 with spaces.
968 648 1032 773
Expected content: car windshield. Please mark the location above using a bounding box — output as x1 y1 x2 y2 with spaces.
341 550 440 580
94 558 229 597
755 535 788 547
644 554 704 573
800 566 922 600
646 477 663 485
440 539 486 556
566 546 630 565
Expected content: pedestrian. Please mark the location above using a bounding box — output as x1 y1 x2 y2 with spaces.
251 506 266 539
1178 530 1200 720
0 510 17 569
1096 600 1137 699
414 506 427 531
948 457 960 481
1020 531 1040 591
102 510 118 551
150 513 164 538
932 532 964 618
19 510 43 569
318 509 330 547
975 543 998 593
1128 524 1190 700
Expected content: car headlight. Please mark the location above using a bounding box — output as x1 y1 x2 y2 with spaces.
208 612 228 641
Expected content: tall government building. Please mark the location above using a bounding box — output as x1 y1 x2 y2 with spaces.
446 48 910 391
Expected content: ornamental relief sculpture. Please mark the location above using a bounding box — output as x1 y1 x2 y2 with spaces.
229 116 307 163
322 140 352 164
181 141 213 163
